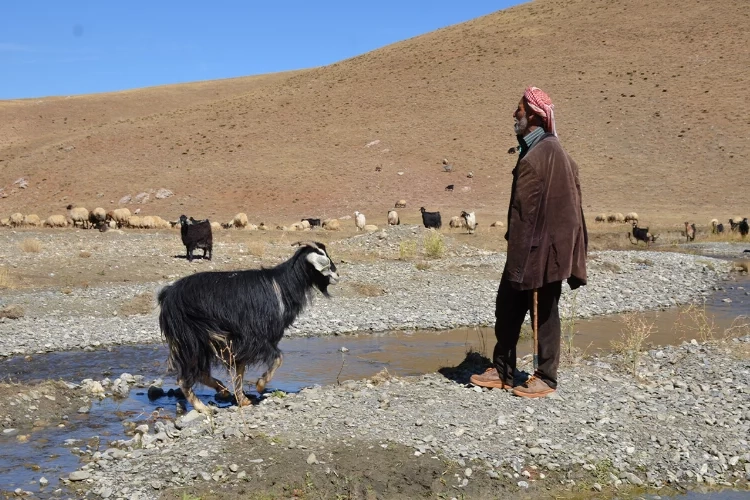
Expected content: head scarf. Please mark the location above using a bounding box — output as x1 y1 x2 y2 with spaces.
523 86 556 137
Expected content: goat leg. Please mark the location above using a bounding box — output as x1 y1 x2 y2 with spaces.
178 378 210 414
200 373 231 399
256 354 283 394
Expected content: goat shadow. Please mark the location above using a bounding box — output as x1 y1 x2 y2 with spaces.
437 351 530 386
147 386 266 410
171 254 211 260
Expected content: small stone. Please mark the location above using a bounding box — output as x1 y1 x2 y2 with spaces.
626 446 635 455
68 470 91 481
198 450 209 458
237 471 247 480
472 386 482 393
488 470 500 479
77 406 90 414
518 480 529 488
229 464 239 473
592 483 602 492
307 453 318 465
39 477 48 487
415 419 424 426
465 468 472 477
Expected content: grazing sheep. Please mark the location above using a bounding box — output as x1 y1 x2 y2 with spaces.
289 222 306 231
157 241 338 412
387 210 400 226
210 221 222 231
127 215 143 229
420 207 442 229
740 218 749 237
354 211 366 231
364 224 378 232
449 216 466 229
624 212 639 223
9 213 24 227
258 222 270 231
44 214 68 227
299 220 311 230
490 220 505 228
23 214 41 227
66 205 90 229
442 158 452 172
395 200 407 209
615 213 625 223
89 207 106 226
711 220 725 234
684 222 696 242
232 212 249 228
461 211 478 234
445 184 455 192
107 208 132 228
322 219 340 231
595 214 607 222
179 215 213 261
0 218 9 227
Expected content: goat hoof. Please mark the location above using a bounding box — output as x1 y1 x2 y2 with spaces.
256 380 266 393
215 390 232 402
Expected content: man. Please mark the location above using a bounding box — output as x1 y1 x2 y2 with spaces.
470 86 587 398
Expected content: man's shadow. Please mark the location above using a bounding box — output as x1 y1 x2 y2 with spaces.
438 350 529 385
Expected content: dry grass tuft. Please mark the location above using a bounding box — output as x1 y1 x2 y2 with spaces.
350 282 386 297
733 260 749 273
414 261 431 271
724 315 750 341
245 241 266 258
399 239 417 260
675 302 718 342
369 367 394 385
423 231 446 259
0 267 14 289
118 292 155 316
79 250 92 258
20 239 41 253
611 312 654 378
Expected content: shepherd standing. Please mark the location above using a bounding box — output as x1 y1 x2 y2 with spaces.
471 87 588 398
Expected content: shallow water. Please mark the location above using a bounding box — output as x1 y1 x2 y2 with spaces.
0 275 747 495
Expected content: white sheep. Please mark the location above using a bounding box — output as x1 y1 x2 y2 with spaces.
387 210 400 225
354 211 366 231
395 199 407 208
624 212 639 223
364 224 378 232
322 219 340 231
449 216 466 229
44 214 68 227
595 214 607 222
66 205 90 228
9 213 24 227
107 208 132 228
232 212 248 228
23 214 41 227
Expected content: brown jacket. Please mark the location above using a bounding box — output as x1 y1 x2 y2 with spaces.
505 135 587 291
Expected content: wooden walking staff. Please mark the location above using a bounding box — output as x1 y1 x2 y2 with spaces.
532 289 538 372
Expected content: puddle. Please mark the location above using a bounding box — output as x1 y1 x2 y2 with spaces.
1 275 747 495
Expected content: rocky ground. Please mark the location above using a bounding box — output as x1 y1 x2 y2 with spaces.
1 228 749 499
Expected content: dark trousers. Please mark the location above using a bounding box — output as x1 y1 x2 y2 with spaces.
493 272 562 389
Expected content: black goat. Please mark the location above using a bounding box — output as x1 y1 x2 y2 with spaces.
445 184 454 192
740 218 749 237
420 207 442 229
301 218 321 228
179 215 213 262
157 241 339 412
629 221 656 247
729 219 741 232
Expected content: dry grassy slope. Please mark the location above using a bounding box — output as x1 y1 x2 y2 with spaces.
0 0 748 227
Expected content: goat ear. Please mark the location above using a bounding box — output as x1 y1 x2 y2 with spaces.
292 241 320 251
306 251 330 271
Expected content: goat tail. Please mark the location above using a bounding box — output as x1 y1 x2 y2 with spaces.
157 284 214 389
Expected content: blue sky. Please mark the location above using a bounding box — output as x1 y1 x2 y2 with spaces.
1 1 520 100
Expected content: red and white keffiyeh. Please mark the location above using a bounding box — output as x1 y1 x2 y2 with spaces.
524 86 557 137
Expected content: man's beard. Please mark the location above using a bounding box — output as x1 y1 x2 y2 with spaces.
514 116 528 135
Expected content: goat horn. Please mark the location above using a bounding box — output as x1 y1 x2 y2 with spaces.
292 241 320 250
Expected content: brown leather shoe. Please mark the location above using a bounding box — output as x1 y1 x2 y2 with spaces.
512 376 555 398
470 367 514 390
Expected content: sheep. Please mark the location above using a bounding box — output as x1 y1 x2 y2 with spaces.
157 241 338 412
23 214 41 227
445 184 454 192
711 219 725 234
0 218 9 227
461 211 478 234
449 216 466 229
490 220 505 228
258 222 270 230
44 214 68 227
66 205 90 229
363 224 378 232
322 219 340 231
301 218 321 228
624 212 639 223
231 212 248 228
420 207 442 229
684 222 696 242
740 218 749 237
127 215 143 229
387 210 400 226
299 220 311 230
9 213 24 227
442 159 452 172
629 222 657 247
179 215 213 262
595 214 607 223
289 222 306 231
354 211 366 231
395 200 407 209
89 207 106 227
106 208 132 228
210 221 222 231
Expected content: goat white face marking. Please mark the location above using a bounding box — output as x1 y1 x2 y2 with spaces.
306 250 339 284
272 279 285 317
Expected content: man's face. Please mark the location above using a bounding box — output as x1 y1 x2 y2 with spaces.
513 98 529 135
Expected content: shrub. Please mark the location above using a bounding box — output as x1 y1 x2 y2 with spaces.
423 231 445 259
20 238 41 253
399 239 417 260
611 312 654 378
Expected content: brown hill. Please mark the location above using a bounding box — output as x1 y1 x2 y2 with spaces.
1 0 748 226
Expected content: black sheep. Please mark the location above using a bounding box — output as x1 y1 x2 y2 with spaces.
420 207 442 229
740 218 749 237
